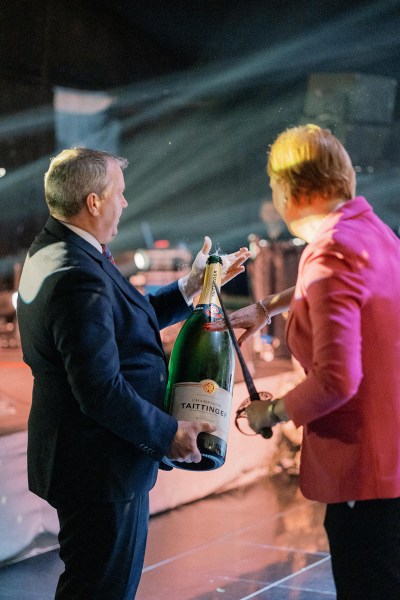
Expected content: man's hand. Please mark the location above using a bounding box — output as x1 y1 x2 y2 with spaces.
166 420 216 463
182 236 251 302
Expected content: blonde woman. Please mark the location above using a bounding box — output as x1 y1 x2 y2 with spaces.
209 124 400 599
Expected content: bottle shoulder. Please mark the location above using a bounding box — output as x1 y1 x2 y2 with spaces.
192 302 224 321
177 308 231 342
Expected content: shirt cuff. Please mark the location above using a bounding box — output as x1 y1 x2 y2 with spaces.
178 275 193 305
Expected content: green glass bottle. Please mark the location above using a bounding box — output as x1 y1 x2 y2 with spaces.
163 255 235 471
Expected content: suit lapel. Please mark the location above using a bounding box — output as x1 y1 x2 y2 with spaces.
100 258 161 332
44 217 161 333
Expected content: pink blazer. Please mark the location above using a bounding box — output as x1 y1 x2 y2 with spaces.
284 197 400 503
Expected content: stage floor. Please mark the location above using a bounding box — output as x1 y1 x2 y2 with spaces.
0 473 335 599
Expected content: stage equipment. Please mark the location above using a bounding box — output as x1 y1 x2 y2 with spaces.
247 237 305 358
302 72 398 168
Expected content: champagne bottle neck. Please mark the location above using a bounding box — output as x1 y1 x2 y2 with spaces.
197 259 222 306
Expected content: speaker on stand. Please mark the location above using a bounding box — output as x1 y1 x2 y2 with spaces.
302 72 398 170
247 237 305 359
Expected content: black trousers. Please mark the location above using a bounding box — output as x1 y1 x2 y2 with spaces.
55 495 149 600
324 498 400 600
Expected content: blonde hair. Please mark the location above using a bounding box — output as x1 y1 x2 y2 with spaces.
267 124 355 202
44 147 128 218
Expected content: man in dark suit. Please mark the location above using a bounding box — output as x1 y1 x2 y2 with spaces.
17 148 249 599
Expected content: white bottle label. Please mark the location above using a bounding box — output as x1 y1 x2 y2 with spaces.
170 379 232 441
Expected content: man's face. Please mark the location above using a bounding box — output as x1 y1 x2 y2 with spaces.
98 160 128 243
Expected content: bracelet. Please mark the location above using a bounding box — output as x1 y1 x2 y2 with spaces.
257 299 272 324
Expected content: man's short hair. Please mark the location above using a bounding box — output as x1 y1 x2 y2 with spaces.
44 147 128 218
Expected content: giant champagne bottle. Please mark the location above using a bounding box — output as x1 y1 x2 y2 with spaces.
163 255 235 471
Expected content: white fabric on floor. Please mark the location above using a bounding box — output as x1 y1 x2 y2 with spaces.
0 430 59 563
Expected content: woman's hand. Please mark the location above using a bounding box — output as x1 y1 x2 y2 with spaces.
205 286 295 345
205 302 266 345
245 400 272 434
246 398 288 434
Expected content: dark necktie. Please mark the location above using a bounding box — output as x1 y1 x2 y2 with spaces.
101 244 116 265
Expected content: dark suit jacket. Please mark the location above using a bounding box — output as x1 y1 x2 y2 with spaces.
17 217 191 508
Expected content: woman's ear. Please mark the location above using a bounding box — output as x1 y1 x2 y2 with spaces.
282 181 293 206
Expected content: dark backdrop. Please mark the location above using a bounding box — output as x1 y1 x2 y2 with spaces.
0 0 399 285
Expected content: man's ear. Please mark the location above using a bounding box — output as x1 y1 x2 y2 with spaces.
86 192 101 216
